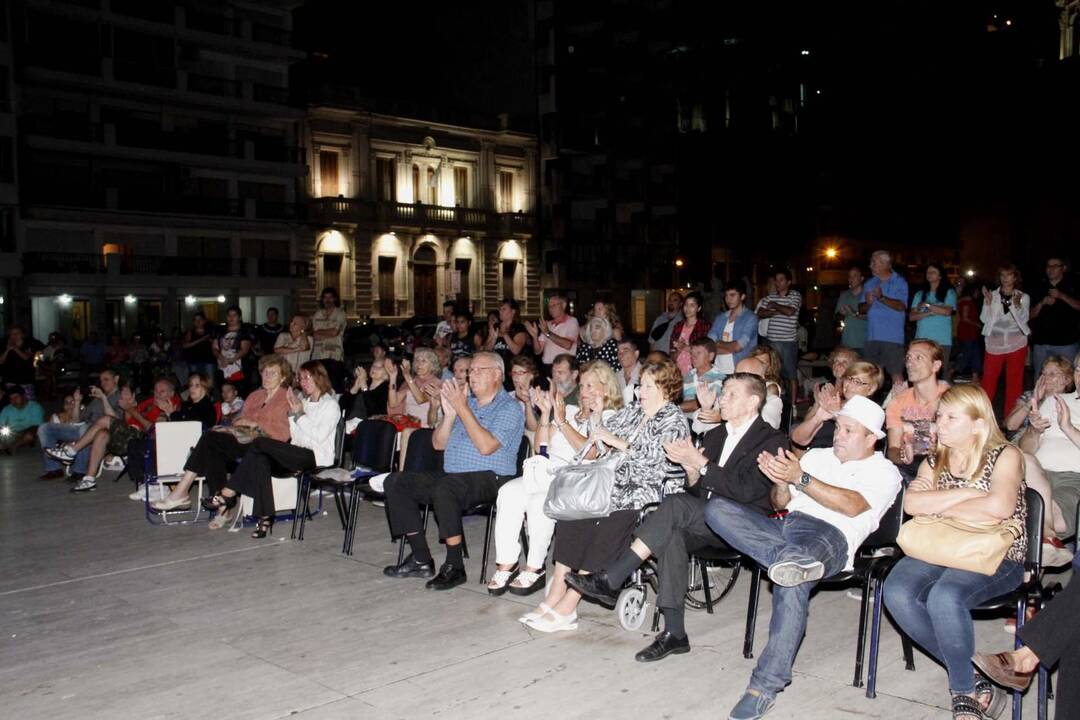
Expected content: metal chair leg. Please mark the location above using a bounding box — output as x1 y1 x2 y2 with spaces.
479 505 495 584
743 566 762 659
853 571 873 688
700 558 715 614
866 575 886 698
291 475 306 540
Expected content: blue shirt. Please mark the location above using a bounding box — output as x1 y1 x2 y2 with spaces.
861 273 909 344
443 389 525 476
911 288 957 347
707 306 759 366
836 289 867 349
0 400 45 432
683 367 725 402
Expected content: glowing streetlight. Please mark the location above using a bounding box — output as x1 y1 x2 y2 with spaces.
825 247 838 259
124 294 137 304
966 269 975 278
217 295 227 303
185 295 197 305
674 258 685 268
57 294 72 306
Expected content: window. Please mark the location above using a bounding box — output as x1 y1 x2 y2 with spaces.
0 67 9 113
498 171 514 212
454 166 468 206
319 150 339 197
0 207 14 252
376 157 396 201
322 253 343 296
412 164 420 202
454 257 471 307
378 256 396 316
0 137 13 183
502 260 518 301
426 167 437 205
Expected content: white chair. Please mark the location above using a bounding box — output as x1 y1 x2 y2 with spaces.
143 421 207 526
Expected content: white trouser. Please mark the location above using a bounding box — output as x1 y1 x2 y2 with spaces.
494 475 556 569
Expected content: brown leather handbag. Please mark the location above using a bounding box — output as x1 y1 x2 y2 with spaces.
897 515 1023 576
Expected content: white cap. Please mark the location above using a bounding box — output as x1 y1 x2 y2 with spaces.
835 396 886 439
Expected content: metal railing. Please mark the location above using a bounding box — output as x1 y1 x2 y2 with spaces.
308 198 534 234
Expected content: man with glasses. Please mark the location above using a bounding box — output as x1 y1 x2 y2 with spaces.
383 351 525 590
1030 257 1080 378
526 292 579 372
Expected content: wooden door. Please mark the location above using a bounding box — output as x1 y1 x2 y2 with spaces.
414 264 436 316
319 151 339 197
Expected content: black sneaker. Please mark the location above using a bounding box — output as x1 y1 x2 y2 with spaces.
383 554 435 579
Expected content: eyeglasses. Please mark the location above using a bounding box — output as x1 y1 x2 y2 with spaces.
468 366 499 375
1047 262 1065 268
843 376 871 387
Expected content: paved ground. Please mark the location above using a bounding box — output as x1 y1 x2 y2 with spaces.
0 449 1056 719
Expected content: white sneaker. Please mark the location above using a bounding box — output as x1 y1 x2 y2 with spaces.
524 609 578 633
104 456 125 471
128 487 145 501
71 476 97 493
46 444 77 464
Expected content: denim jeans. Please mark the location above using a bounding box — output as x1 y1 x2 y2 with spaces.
704 497 849 699
1032 343 1080 379
37 423 90 474
883 556 1024 695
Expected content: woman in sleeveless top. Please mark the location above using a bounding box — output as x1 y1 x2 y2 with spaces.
884 385 1027 720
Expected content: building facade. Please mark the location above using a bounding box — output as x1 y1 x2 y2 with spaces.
304 98 539 321
4 0 308 342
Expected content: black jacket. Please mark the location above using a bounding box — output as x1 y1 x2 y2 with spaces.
686 415 788 515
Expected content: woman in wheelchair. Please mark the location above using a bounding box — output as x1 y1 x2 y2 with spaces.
883 385 1028 720
202 360 339 538
520 359 689 632
488 361 623 596
150 354 293 522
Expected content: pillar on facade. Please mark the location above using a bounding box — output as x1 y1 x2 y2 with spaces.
354 117 371 200
479 140 496 210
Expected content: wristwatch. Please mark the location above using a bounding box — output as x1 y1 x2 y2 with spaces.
698 462 709 477
799 471 812 488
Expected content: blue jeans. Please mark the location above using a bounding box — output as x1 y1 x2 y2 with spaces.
768 340 799 382
38 423 90 474
1032 343 1080 378
704 497 849 699
883 556 1024 695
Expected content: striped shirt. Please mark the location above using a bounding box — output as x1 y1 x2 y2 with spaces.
758 291 802 342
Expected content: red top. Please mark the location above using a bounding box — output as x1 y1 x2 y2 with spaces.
238 387 291 442
127 396 181 428
956 296 981 342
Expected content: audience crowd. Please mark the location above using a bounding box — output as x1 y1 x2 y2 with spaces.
4 254 1080 720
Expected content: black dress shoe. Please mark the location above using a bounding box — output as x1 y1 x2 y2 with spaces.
425 563 467 590
564 571 618 607
38 469 65 480
383 554 435 579
635 631 691 662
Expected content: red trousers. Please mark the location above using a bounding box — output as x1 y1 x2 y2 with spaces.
981 345 1027 418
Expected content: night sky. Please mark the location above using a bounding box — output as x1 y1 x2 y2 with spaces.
294 0 1076 268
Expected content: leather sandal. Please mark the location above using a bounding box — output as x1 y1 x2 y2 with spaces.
508 569 547 596
951 693 984 720
974 675 1007 720
486 566 519 596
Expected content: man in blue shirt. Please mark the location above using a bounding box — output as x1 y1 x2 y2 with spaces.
0 386 45 454
859 250 909 388
383 351 525 590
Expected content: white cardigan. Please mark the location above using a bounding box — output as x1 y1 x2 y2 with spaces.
288 394 340 467
979 288 1030 338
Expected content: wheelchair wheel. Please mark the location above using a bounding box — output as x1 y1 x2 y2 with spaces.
616 585 649 631
684 561 741 611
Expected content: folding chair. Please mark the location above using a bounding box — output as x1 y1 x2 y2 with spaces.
464 437 531 584
337 419 398 554
142 422 206 526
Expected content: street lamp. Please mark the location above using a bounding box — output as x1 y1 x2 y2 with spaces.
825 247 838 259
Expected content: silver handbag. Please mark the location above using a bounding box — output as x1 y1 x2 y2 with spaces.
542 444 623 521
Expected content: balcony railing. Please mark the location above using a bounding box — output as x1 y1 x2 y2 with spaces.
23 252 307 280
308 198 535 234
187 73 239 97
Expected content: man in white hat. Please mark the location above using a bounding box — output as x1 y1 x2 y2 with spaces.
705 395 902 720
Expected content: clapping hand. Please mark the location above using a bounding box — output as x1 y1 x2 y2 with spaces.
757 447 802 486
698 407 722 424
982 286 993 304
696 380 718 410
524 320 539 338
664 436 707 471
533 387 553 421
400 358 412 378
816 382 842 415
287 388 304 415
440 379 468 416
1055 395 1073 430
553 389 568 424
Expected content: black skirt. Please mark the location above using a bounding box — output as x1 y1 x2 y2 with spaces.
551 508 638 573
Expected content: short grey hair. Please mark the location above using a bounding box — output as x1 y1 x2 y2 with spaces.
472 351 504 378
871 250 892 266
413 347 441 373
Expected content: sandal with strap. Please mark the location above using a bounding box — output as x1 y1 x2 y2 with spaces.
251 517 273 539
518 602 552 624
508 569 547 597
975 676 1008 720
486 566 519 596
201 493 237 513
952 693 984 720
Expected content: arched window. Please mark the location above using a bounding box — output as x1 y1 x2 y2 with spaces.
413 243 438 316
412 164 421 202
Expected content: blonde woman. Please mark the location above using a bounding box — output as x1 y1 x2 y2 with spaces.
488 361 624 597
884 384 1027 720
390 347 441 429
576 315 620 370
274 314 312 374
791 361 884 452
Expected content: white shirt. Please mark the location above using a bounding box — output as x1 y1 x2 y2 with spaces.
1035 394 1080 472
714 319 736 375
288 394 340 467
762 394 783 430
790 449 902 570
548 406 615 466
620 363 642 407
718 417 754 467
538 315 580 364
